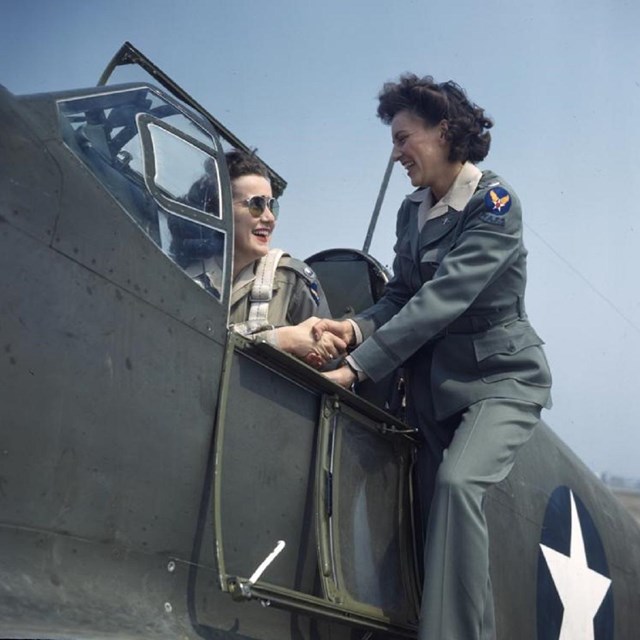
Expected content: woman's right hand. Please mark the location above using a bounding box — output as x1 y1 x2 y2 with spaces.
275 317 347 364
312 318 354 346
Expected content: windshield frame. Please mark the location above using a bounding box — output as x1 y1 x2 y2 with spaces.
97 41 287 198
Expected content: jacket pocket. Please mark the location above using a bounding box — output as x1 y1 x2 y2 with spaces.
473 323 552 386
419 247 442 283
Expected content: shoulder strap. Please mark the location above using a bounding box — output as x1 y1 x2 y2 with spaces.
277 256 322 305
248 248 286 324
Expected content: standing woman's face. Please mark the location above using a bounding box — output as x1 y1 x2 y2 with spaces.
391 110 450 189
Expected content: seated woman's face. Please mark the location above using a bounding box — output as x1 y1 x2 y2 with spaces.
231 174 276 273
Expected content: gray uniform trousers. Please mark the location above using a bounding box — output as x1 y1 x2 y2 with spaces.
412 392 541 640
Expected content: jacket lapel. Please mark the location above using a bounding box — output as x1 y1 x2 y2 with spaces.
418 208 459 254
408 200 421 262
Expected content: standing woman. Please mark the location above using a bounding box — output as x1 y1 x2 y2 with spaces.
315 75 552 639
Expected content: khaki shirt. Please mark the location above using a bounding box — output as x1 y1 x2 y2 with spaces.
229 254 330 327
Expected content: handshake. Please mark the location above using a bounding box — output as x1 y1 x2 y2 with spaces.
270 317 359 388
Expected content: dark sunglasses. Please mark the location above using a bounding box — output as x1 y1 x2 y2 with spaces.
236 195 280 219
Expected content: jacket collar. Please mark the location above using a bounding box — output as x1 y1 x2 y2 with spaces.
406 161 483 213
406 163 483 258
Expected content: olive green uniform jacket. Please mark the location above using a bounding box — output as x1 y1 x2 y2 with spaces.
229 255 330 327
351 170 552 421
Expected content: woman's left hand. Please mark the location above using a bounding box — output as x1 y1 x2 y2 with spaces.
322 364 356 388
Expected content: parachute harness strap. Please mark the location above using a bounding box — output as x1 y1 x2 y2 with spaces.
248 248 284 325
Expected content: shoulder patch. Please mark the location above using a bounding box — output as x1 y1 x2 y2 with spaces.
278 257 321 304
480 186 512 226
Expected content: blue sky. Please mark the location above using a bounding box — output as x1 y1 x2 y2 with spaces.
2 0 640 477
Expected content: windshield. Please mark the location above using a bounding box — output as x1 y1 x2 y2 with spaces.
57 86 229 301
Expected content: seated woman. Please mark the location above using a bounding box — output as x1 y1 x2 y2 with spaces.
202 149 344 361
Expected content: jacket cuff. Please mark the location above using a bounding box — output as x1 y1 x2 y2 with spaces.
350 335 400 383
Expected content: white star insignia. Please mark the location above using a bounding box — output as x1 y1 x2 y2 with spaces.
539 490 611 640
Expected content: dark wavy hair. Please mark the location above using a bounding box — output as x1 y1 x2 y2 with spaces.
377 74 493 163
225 149 270 182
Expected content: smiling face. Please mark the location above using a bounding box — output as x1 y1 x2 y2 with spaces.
391 110 453 195
232 174 276 278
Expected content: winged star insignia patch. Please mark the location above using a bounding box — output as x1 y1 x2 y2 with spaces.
480 186 512 226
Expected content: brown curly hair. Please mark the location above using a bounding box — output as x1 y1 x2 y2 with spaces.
377 74 493 163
